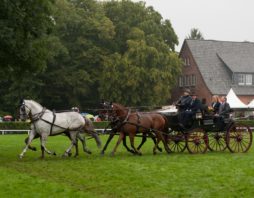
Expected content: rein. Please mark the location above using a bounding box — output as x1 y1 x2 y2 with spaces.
26 107 68 133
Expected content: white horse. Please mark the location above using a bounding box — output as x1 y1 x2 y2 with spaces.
19 99 86 158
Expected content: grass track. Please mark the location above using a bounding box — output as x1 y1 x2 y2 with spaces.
1 134 254 197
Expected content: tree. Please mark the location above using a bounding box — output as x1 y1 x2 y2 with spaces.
99 0 182 106
186 28 204 40
39 0 115 109
0 0 61 114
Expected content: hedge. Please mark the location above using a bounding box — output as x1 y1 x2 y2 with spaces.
0 121 109 130
1 120 254 130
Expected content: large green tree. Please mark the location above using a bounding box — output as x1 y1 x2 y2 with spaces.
99 0 181 106
40 0 115 109
0 0 60 113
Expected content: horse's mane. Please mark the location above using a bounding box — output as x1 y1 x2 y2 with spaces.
25 99 43 109
113 103 129 111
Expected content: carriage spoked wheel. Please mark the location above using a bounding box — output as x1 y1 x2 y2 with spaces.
226 123 253 153
165 131 187 152
207 132 227 151
186 128 208 154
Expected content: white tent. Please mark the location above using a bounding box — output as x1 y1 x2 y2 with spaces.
158 105 178 113
226 88 248 109
248 99 254 108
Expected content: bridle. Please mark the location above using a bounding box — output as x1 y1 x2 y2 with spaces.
19 101 46 122
19 102 31 120
101 102 131 123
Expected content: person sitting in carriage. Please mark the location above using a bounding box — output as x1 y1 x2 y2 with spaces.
175 88 193 129
184 92 202 127
214 96 231 130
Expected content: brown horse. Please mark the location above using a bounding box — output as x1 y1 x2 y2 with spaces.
101 102 171 155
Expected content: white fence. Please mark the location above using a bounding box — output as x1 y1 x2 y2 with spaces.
0 130 31 135
0 129 110 135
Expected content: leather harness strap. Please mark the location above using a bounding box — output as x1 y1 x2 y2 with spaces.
50 110 56 135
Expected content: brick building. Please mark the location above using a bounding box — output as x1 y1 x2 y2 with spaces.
171 39 254 105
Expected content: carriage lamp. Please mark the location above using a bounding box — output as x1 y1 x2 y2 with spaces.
195 111 203 119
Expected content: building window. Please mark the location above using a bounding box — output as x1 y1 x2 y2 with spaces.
183 57 190 66
236 73 253 86
186 57 190 66
191 75 196 86
238 74 245 85
179 76 183 87
246 74 252 85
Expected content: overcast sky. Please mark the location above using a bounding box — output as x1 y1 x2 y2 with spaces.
133 0 254 51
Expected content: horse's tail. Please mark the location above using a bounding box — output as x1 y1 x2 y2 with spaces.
83 117 102 148
161 114 169 133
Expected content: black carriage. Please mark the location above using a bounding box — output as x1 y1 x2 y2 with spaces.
161 111 253 154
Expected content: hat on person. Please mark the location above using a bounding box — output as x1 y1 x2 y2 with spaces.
184 88 191 94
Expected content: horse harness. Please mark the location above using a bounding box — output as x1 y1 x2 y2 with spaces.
111 109 156 134
21 103 70 135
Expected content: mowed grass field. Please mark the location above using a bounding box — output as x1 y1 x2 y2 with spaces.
0 134 254 198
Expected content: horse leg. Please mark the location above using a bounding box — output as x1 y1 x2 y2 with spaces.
64 132 75 157
88 130 102 148
63 131 78 157
111 132 125 156
137 134 147 151
148 133 163 152
25 133 40 151
123 134 135 154
77 133 92 155
156 131 171 154
101 132 115 155
129 133 142 155
40 134 56 158
19 130 36 159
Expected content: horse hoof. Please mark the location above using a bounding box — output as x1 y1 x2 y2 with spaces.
53 151 57 156
130 150 135 154
86 151 92 155
158 148 163 152
100 151 105 156
19 155 23 159
110 152 115 157
68 152 72 157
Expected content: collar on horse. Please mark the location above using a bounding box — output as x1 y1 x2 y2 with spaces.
30 107 47 122
30 108 67 135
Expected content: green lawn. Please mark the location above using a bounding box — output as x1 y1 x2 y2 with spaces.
0 134 254 198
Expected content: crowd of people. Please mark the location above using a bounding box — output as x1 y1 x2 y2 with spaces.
175 88 231 129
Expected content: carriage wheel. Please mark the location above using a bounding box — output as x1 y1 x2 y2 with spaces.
207 132 227 151
186 128 208 154
165 131 187 152
226 123 252 153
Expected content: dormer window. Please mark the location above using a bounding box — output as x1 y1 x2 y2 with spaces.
234 73 253 86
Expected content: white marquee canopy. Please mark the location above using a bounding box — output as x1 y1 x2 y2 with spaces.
226 88 248 109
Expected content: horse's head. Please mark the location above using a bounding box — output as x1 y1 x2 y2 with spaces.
19 99 31 121
99 101 128 122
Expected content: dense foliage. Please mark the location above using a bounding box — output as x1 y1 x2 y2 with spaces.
0 0 182 115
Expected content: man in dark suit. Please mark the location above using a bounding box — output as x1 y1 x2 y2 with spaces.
189 93 201 113
175 88 192 129
183 92 202 127
215 96 231 129
218 96 231 118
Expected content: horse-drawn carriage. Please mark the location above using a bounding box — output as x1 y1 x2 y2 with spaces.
100 102 252 155
162 111 253 154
